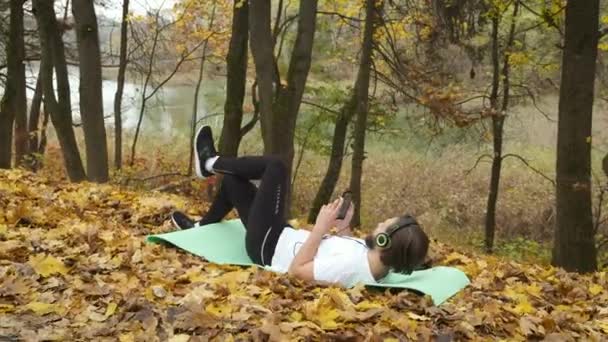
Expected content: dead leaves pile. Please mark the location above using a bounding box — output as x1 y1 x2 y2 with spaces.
1 169 607 341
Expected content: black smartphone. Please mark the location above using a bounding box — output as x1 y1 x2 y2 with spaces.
337 190 352 220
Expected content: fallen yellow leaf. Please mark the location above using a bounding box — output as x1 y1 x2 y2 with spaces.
326 287 355 311
407 312 431 321
504 287 523 301
554 304 571 312
182 269 206 283
0 240 26 256
119 333 135 342
589 284 603 296
28 254 68 277
24 301 60 315
513 299 535 315
105 302 118 317
598 320 608 334
89 311 108 322
290 311 303 322
0 304 15 313
355 300 383 310
210 270 251 293
205 302 232 318
317 312 339 330
519 316 544 336
305 295 340 330
168 335 191 342
444 252 472 265
525 284 542 297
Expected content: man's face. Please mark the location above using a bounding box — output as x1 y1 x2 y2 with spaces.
365 217 399 249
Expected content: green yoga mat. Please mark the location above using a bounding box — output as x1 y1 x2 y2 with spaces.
147 219 470 305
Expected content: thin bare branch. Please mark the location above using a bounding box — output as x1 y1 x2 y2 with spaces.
73 114 113 127
292 119 321 188
195 112 224 126
465 154 493 176
594 184 607 234
511 84 555 122
501 153 556 186
599 236 608 250
517 2 565 36
144 39 208 101
317 10 362 23
241 81 260 138
272 0 284 45
456 95 490 105
301 99 341 115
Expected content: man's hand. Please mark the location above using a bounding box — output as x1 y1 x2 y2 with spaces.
335 200 354 235
313 198 342 235
289 198 342 282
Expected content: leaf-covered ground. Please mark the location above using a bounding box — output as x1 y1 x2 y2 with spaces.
1 169 607 341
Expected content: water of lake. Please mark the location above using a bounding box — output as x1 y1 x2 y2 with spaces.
19 64 226 140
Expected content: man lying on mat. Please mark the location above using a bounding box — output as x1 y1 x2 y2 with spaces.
170 126 430 287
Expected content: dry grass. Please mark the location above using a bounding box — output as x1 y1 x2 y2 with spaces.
34 122 608 267
291 146 556 246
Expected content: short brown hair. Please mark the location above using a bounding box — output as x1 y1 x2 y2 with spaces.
380 217 429 274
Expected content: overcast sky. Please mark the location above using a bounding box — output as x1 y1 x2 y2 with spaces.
58 0 178 20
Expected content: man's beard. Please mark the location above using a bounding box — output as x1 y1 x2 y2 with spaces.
364 234 375 249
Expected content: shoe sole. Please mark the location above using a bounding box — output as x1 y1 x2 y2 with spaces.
170 213 184 230
194 125 206 179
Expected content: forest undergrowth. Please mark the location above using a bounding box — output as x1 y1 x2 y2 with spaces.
1 142 608 340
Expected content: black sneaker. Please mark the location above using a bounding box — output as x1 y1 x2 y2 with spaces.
194 125 218 178
171 211 196 230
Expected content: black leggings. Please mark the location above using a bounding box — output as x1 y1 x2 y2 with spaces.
199 156 289 266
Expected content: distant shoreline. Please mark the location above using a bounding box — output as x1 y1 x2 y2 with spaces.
101 63 213 88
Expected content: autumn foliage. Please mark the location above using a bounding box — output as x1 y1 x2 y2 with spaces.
1 169 607 340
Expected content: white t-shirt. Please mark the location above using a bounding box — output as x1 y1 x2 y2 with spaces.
269 227 376 287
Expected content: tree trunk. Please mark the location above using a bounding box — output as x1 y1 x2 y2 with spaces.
0 0 27 169
485 114 504 253
349 0 377 228
484 15 500 252
308 94 357 223
552 0 599 273
188 2 216 175
248 0 275 152
39 109 50 155
271 0 318 213
34 0 86 182
188 54 207 175
249 0 318 214
11 0 27 167
113 0 129 170
72 0 109 183
0 95 15 168
27 72 43 169
218 0 249 157
484 3 517 253
129 25 160 167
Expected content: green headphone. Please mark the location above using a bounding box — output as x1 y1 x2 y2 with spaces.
375 215 417 249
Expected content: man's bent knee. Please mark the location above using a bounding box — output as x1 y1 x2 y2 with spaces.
267 156 287 176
